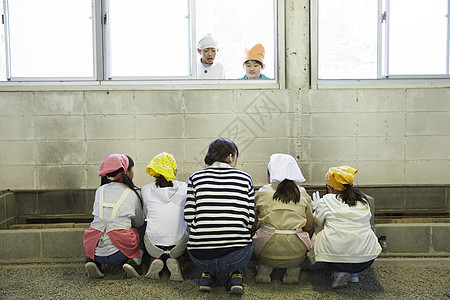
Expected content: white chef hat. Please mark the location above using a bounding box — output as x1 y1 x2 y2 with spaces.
268 153 306 183
197 33 218 50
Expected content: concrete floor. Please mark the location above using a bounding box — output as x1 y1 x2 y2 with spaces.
0 258 449 300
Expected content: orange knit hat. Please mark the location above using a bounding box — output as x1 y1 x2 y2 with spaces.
244 43 265 67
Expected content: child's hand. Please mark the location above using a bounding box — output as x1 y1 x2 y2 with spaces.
312 191 321 209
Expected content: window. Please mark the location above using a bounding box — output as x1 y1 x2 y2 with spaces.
0 0 278 82
313 0 450 81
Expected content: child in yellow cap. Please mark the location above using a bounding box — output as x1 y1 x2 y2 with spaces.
141 152 188 281
308 166 382 288
241 43 269 79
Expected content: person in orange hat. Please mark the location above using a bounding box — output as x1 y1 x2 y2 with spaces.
308 166 381 289
240 43 270 79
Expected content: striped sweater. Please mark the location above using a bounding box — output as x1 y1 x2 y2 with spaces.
184 162 255 254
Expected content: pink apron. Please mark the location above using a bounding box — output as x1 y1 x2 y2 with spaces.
83 187 140 260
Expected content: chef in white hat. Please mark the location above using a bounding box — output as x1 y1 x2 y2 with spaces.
196 33 226 79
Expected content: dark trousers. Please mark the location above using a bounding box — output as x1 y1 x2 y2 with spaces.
323 259 374 273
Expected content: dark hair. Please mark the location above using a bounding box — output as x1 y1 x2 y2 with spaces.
155 175 173 188
204 138 239 166
336 184 367 207
244 60 263 67
273 179 300 204
104 155 143 207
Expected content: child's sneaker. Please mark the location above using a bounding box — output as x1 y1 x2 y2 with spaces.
350 273 359 283
282 266 300 284
145 258 164 279
331 271 350 288
199 272 218 292
85 261 104 279
123 259 141 278
226 271 244 294
166 258 183 282
255 263 272 283
132 249 144 266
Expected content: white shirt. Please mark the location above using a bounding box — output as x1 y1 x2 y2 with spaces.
196 60 226 79
309 193 381 264
142 180 188 246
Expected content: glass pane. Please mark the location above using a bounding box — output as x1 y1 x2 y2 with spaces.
7 0 94 78
108 0 190 78
195 0 275 79
0 3 6 81
318 0 378 79
389 0 448 75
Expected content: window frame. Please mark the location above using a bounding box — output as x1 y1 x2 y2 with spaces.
310 0 450 89
0 0 285 91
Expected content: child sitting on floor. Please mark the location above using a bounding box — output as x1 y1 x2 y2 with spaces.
252 153 314 284
83 154 145 279
308 166 382 288
141 152 188 281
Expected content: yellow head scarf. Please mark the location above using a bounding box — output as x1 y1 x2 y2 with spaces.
146 152 177 182
326 166 357 191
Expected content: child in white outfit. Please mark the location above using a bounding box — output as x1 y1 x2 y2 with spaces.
141 152 188 281
309 166 382 288
196 33 226 79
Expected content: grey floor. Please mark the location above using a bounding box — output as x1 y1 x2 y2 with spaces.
0 258 449 300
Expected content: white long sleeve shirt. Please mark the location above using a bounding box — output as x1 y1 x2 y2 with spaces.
310 193 381 264
142 180 187 247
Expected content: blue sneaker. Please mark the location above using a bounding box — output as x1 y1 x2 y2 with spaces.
350 273 359 283
199 272 217 292
331 271 350 288
226 271 244 294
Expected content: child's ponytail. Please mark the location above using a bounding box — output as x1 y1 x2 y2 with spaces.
123 155 143 207
273 179 301 204
337 185 367 206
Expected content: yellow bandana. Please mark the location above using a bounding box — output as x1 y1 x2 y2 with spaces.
146 152 177 181
326 166 357 191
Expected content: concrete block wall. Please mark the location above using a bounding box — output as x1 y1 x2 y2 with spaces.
375 224 450 256
1 88 450 191
14 190 95 224
0 224 448 262
0 228 86 262
0 191 16 229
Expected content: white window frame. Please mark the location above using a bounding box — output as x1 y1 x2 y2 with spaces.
310 0 450 89
0 0 285 91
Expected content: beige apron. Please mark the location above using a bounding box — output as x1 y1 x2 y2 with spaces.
253 225 312 256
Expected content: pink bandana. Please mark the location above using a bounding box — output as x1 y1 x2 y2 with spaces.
98 154 129 180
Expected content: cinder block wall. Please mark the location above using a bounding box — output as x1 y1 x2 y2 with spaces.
0 0 449 191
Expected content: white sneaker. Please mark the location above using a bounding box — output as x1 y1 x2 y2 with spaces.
85 262 104 279
350 273 359 283
123 261 141 278
283 266 300 284
167 258 183 282
145 258 164 279
255 263 272 283
331 272 350 288
132 250 144 265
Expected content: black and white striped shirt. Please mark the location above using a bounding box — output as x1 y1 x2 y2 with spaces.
184 162 255 256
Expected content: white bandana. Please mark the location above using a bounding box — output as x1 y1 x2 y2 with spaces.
268 153 306 183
